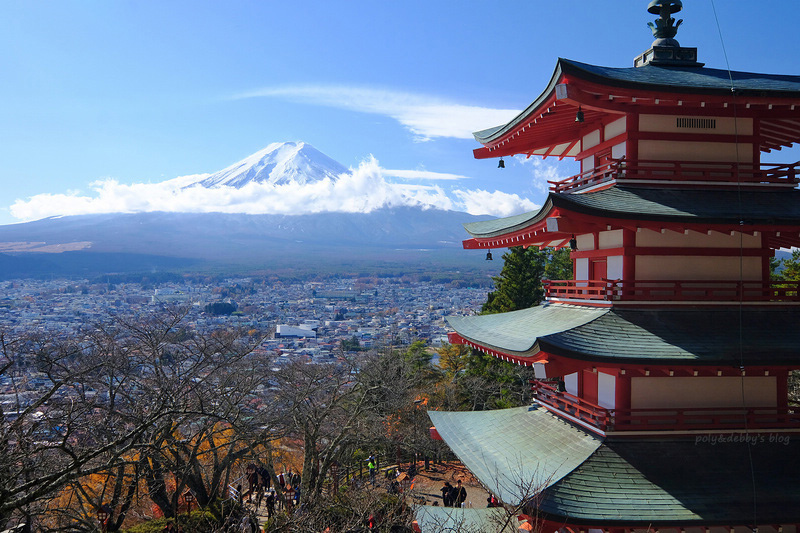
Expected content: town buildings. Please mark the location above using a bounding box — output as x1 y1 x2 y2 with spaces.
428 1 800 530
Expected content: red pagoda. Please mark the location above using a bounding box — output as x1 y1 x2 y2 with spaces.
426 1 800 531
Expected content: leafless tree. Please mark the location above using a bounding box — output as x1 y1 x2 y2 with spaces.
0 308 278 531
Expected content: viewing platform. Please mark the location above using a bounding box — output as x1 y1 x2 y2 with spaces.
548 159 800 193
532 380 800 434
543 279 800 304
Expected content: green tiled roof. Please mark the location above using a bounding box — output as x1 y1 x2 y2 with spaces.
543 436 800 524
430 407 800 524
463 187 800 239
414 506 518 532
447 305 800 366
474 58 800 144
562 58 800 97
427 406 602 505
554 187 800 223
446 305 607 353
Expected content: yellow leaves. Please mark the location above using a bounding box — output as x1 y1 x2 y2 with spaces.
437 343 470 376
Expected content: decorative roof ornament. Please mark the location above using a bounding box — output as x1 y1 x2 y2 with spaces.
647 0 683 46
634 0 701 67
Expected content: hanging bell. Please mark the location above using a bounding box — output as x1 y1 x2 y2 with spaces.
498 158 505 169
575 107 585 123
569 235 578 250
486 250 493 261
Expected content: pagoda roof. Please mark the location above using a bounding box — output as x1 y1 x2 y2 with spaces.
544 435 800 524
474 58 800 159
429 405 800 524
462 186 800 246
564 58 800 100
414 507 517 532
446 305 800 366
427 406 603 505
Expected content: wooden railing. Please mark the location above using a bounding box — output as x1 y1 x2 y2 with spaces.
609 406 800 431
543 279 800 303
548 159 800 193
532 381 800 432
532 380 612 430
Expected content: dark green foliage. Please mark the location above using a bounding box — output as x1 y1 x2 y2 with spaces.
341 335 363 351
204 301 237 316
403 340 433 373
774 249 800 281
482 246 573 314
482 246 547 314
544 247 573 281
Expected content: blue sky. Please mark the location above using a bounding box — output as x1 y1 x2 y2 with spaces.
2 1 799 224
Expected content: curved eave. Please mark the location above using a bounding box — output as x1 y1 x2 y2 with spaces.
474 61 566 145
473 58 800 160
427 406 603 506
446 305 609 361
560 58 800 99
462 188 800 250
473 60 605 161
448 306 800 368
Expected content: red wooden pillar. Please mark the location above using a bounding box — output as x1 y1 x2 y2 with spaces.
626 113 639 163
615 372 632 412
582 369 599 405
622 229 636 281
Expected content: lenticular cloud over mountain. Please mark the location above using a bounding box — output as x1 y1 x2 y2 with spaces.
9 142 539 222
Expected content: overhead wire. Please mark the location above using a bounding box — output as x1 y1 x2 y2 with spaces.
710 0 759 530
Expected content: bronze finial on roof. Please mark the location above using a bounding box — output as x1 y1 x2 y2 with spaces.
647 0 684 46
635 0 700 67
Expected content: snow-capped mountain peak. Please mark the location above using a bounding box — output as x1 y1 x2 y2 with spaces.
194 141 349 189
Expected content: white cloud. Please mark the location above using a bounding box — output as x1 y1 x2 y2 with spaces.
9 157 539 222
235 85 520 141
515 155 577 194
451 189 539 217
382 169 469 181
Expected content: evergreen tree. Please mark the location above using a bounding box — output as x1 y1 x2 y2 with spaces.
545 247 574 281
481 246 547 314
775 249 800 281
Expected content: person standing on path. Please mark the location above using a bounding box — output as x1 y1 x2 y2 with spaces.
454 480 467 508
440 482 453 507
367 455 377 486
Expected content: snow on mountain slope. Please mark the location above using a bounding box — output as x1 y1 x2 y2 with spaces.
193 141 349 188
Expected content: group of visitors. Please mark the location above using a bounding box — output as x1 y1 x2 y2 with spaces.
439 480 467 507
238 464 302 519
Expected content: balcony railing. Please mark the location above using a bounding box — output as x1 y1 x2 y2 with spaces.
532 381 800 432
532 380 611 430
543 279 800 303
548 159 800 193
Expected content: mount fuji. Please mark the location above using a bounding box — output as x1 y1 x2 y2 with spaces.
0 142 493 277
193 141 348 188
